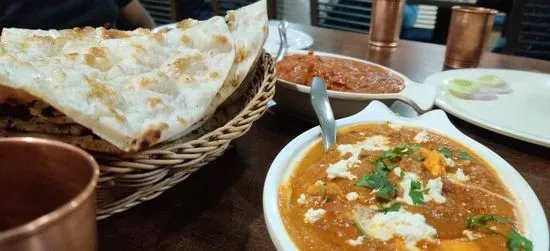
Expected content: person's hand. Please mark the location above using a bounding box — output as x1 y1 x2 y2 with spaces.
119 0 156 29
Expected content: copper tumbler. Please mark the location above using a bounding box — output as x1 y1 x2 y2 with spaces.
0 138 99 251
445 6 497 68
369 0 405 47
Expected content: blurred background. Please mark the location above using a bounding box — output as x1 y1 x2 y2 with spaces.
144 0 548 61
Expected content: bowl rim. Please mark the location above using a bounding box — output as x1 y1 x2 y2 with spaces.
276 49 417 100
262 101 549 251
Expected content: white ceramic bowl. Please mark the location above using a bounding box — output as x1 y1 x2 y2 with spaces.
263 101 549 251
274 50 437 120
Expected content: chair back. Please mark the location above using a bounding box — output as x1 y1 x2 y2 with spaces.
504 0 550 60
140 0 180 24
310 0 372 33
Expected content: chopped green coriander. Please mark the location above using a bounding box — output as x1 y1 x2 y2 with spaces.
458 151 472 160
411 156 425 162
320 186 327 198
399 171 405 181
355 165 396 201
411 143 421 152
467 214 532 251
507 230 533 251
380 151 400 161
437 147 453 158
353 217 369 238
409 181 425 205
393 143 409 154
467 214 513 230
377 203 401 214
367 156 379 164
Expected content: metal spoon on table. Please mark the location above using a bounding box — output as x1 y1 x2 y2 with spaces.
310 77 336 151
275 20 288 63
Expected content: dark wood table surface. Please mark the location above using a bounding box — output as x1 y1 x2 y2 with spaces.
98 24 550 250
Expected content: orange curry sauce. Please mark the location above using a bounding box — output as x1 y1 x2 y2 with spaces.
275 52 405 94
279 124 524 251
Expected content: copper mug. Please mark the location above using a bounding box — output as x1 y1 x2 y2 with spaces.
445 6 497 68
0 138 99 251
369 0 405 47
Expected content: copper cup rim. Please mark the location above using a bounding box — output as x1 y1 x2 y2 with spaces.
0 137 99 243
452 6 498 15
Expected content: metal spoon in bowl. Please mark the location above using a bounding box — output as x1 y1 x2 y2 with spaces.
310 77 336 151
275 20 288 63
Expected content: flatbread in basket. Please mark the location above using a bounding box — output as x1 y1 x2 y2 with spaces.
0 0 268 153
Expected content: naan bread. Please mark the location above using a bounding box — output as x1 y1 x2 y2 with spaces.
0 16 237 152
213 0 268 107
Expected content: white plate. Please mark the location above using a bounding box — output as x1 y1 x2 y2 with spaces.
424 69 550 147
151 21 314 54
263 101 549 251
264 20 313 54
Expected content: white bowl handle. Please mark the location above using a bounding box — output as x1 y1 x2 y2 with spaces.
337 100 398 125
398 83 437 113
409 109 465 137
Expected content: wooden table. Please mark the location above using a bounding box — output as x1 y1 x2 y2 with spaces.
98 24 550 250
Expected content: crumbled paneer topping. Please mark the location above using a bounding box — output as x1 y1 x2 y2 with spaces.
326 159 357 180
346 236 365 246
297 194 307 205
393 167 420 205
447 168 470 183
425 178 446 204
413 131 430 143
394 168 446 204
304 208 326 223
455 168 469 181
363 209 437 250
443 156 455 167
315 180 325 186
327 136 392 180
463 230 481 240
388 123 402 130
346 192 359 201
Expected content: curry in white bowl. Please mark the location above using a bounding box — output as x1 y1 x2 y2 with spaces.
279 123 532 251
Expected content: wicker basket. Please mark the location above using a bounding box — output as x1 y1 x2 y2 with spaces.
92 51 275 219
2 51 275 219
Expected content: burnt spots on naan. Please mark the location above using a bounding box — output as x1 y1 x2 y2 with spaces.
129 122 170 151
99 28 130 39
169 58 191 72
88 47 107 59
213 34 228 44
85 75 115 103
147 98 163 108
176 116 187 125
226 12 237 30
158 28 171 33
176 19 197 30
180 34 191 44
209 72 219 80
148 33 164 44
234 43 248 64
131 43 147 53
108 107 127 123
136 77 157 88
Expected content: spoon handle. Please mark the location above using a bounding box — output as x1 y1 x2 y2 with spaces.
275 20 288 63
310 77 336 151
